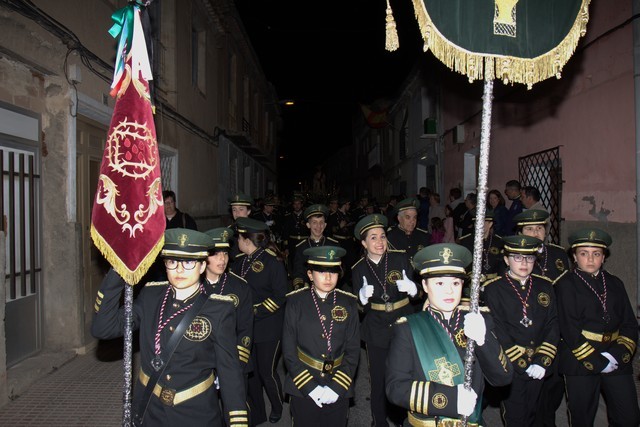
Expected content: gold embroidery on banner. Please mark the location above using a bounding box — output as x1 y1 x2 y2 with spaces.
184 316 212 341
95 118 162 238
494 0 518 37
331 305 348 322
252 260 264 273
428 357 461 387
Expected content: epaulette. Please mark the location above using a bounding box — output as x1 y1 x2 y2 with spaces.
326 236 339 244
295 239 307 248
209 293 234 303
547 243 566 250
284 212 292 217
532 273 553 283
459 233 471 240
458 305 491 313
286 285 310 297
235 253 246 259
265 248 277 257
145 280 169 287
386 226 395 232
388 249 406 253
229 271 247 283
335 288 357 299
351 257 364 269
394 316 408 324
552 269 569 285
416 228 429 234
482 276 501 288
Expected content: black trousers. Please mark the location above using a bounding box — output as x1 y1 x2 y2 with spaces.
534 362 565 427
500 375 544 427
290 395 349 426
565 374 640 427
248 340 283 425
367 343 404 426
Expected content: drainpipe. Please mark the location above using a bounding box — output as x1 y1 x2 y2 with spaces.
633 0 640 320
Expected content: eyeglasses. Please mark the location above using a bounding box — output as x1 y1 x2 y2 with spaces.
164 259 200 270
509 254 537 263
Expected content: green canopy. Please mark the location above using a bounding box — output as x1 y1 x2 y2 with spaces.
410 0 591 88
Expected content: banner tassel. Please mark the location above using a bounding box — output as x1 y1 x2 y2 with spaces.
385 0 399 52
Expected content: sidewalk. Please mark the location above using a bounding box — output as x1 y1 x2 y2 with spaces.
0 338 637 426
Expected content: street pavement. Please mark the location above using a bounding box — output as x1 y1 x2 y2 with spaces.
0 338 638 426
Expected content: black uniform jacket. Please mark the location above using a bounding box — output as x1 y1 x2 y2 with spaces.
352 250 415 348
482 273 559 377
555 269 638 376
291 236 340 289
328 210 354 241
533 243 569 282
282 211 308 251
205 271 254 373
386 307 513 422
459 232 505 279
91 269 247 427
386 226 431 261
231 248 288 343
282 286 360 399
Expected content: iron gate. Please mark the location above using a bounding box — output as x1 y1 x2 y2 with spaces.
518 146 562 244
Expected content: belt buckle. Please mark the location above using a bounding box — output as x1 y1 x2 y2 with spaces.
602 332 611 342
159 387 176 406
322 359 334 376
385 302 393 312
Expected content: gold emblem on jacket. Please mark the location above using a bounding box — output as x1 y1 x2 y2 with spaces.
252 260 264 273
185 316 212 341
331 306 348 322
537 292 550 307
387 270 402 285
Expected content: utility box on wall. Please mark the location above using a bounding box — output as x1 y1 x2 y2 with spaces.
453 124 465 144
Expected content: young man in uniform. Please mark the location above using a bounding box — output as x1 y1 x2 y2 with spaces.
92 228 248 427
291 204 340 290
282 194 309 273
227 193 253 265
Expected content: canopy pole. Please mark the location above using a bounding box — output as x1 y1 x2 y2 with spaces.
461 72 494 426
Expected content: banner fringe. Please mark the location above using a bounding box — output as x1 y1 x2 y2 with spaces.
91 224 164 286
411 0 591 89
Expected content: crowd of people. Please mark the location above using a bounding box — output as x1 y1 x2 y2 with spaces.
90 183 639 427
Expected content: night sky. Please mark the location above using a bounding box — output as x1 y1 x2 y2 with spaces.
235 0 425 194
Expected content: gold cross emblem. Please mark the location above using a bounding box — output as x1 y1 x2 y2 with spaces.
328 249 335 260
589 230 596 241
221 230 229 242
373 215 380 225
439 247 453 264
178 234 188 247
428 357 461 387
532 211 539 219
520 238 527 247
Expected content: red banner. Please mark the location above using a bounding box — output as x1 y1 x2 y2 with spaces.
91 8 164 285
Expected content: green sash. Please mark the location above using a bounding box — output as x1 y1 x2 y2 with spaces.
407 311 481 423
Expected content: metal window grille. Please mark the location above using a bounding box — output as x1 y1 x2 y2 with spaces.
160 153 174 192
519 146 562 244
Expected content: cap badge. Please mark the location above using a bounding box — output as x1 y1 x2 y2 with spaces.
373 215 380 225
439 247 453 264
178 233 188 247
221 230 229 242
328 249 335 260
589 230 596 241
520 238 526 247
532 211 539 219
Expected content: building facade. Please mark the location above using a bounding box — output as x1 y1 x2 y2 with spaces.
0 0 279 405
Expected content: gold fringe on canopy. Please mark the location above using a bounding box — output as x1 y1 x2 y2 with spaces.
91 224 164 286
385 0 400 52
411 0 591 89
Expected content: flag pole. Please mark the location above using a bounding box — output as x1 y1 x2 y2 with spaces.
461 66 494 426
122 284 134 426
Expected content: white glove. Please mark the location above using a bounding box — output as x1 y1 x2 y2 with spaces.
601 352 618 374
319 386 339 405
463 312 486 346
396 270 418 297
308 385 324 408
359 277 374 305
525 364 546 380
456 384 478 417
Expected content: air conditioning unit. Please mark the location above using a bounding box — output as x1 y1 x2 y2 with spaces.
453 124 465 144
